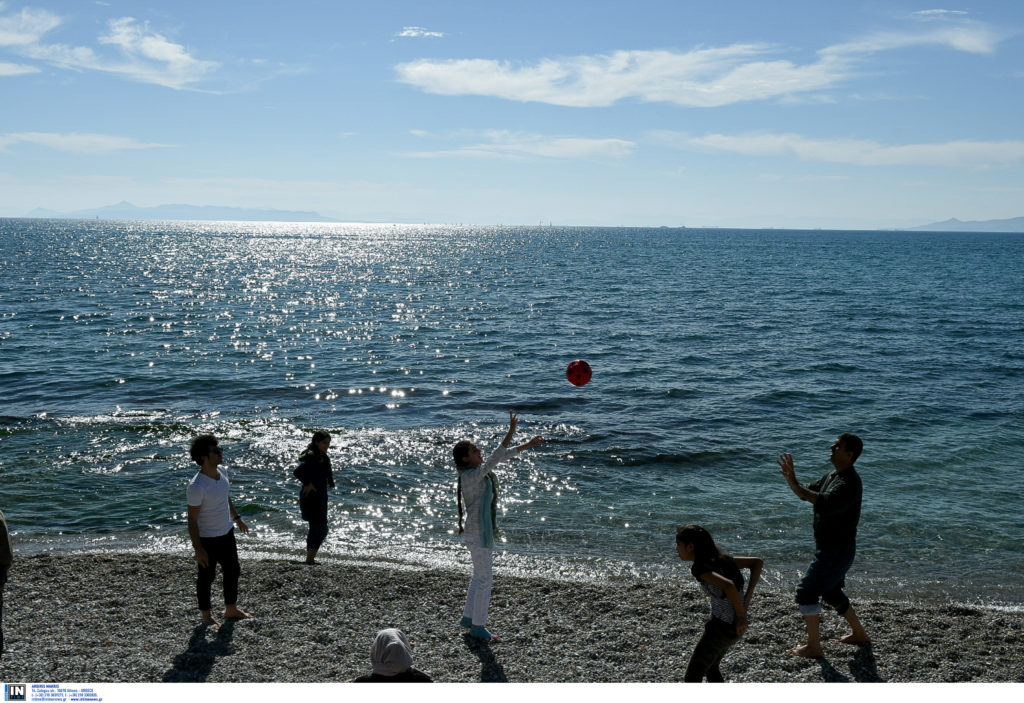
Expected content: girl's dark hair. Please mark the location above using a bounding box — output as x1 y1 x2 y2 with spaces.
676 524 743 590
307 430 331 452
453 440 474 468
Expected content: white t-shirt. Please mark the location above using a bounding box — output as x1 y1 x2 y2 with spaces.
187 468 234 538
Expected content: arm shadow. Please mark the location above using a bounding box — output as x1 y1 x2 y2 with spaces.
162 620 237 682
462 633 508 682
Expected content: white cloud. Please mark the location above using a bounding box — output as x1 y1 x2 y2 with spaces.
0 5 61 46
12 16 218 89
404 130 635 160
822 24 1001 56
102 18 196 65
0 131 170 154
654 131 1024 167
396 26 445 39
397 46 847 108
397 19 1005 107
0 60 38 75
912 9 969 20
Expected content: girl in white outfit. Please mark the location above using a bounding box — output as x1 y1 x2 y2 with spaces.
454 409 542 643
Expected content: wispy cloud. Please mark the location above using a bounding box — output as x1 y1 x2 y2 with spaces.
0 131 170 154
0 60 37 75
822 24 1001 56
912 9 970 21
652 131 1024 167
19 17 219 89
0 4 61 46
396 18 1005 107
396 46 843 108
404 130 635 160
1 5 219 89
396 26 445 39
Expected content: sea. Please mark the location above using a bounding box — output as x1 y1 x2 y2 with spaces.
1 219 1021 606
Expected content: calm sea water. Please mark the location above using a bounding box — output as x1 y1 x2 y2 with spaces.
1 219 1021 604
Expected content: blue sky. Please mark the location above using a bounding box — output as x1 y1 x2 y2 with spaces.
1 0 1022 228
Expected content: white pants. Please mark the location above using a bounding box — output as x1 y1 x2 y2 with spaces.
462 538 493 626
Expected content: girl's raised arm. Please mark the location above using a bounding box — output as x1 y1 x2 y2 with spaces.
516 435 543 453
502 410 543 454
500 409 519 447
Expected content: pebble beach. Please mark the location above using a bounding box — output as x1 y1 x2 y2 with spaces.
1 553 1021 684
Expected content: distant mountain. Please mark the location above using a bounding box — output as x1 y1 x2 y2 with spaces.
23 201 338 223
910 216 1024 233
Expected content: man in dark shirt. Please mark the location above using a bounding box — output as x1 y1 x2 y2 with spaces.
779 433 871 658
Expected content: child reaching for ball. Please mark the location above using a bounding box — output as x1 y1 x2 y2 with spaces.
675 524 763 682
453 409 542 643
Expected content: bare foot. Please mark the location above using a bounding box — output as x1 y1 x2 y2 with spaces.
224 606 252 620
790 644 824 658
200 612 218 626
838 633 871 644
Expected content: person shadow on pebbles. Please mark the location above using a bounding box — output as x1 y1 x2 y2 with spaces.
462 630 508 682
162 620 237 682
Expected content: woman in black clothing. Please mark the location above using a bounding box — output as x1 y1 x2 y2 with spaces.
294 430 334 564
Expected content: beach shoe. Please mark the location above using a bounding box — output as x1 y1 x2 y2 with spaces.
468 625 501 643
460 616 473 628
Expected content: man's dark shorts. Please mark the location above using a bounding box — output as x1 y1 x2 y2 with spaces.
796 542 856 616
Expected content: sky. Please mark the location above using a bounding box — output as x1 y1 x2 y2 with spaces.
1 0 1023 229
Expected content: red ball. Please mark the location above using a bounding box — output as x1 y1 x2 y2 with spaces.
566 359 592 387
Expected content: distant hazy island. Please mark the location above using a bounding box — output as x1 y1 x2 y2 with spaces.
909 216 1024 233
23 201 339 223
13 202 1024 230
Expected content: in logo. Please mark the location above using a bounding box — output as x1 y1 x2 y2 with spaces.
4 684 26 702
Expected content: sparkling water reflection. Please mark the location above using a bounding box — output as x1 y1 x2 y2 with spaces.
1 219 1022 603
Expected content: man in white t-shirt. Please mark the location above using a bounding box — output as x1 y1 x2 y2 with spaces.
187 434 251 625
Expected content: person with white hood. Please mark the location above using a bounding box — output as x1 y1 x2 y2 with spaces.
352 628 432 682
